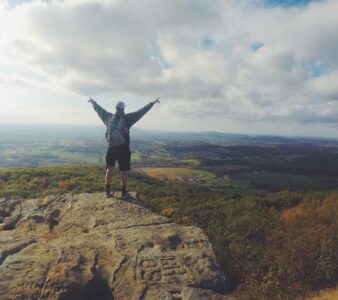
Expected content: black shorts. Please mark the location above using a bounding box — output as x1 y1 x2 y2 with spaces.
106 145 131 171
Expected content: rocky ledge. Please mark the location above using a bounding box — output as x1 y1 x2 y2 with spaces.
0 193 231 300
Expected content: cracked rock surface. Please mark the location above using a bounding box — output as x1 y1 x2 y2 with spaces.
0 193 231 300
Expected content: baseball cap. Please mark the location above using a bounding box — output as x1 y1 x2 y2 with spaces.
116 101 126 110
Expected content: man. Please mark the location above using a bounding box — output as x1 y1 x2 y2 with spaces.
89 97 160 199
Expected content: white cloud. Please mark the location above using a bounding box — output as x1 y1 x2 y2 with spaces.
0 0 338 136
309 70 338 99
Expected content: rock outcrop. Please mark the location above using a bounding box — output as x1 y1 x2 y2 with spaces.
0 193 230 300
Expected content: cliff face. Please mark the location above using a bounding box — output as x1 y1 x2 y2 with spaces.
0 193 230 300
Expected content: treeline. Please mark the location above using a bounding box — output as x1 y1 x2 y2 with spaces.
0 166 337 299
140 186 338 299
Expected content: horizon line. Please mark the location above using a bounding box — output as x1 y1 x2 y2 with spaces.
1 121 338 141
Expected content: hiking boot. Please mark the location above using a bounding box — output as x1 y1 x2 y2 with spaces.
105 192 113 198
121 191 131 200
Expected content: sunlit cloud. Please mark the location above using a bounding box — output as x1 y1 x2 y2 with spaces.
0 0 337 137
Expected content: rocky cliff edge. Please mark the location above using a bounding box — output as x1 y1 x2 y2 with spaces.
0 193 232 300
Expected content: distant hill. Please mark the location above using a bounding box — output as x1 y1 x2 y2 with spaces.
1 123 338 144
2 123 338 168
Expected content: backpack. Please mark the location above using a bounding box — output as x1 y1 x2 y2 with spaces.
107 115 128 146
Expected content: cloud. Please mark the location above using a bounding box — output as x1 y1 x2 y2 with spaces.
0 0 338 134
309 70 338 99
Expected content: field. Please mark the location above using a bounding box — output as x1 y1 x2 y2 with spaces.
3 124 338 194
139 167 215 183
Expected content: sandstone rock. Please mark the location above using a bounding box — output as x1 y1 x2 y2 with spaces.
0 193 230 300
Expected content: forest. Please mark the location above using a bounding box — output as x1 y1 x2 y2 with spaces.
0 165 337 299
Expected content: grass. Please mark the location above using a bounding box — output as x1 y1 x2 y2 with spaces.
181 159 200 167
138 167 215 182
131 152 142 162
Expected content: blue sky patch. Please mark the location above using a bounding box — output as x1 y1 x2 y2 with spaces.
251 42 264 52
148 42 170 70
202 36 215 50
302 60 331 77
7 0 38 9
264 0 318 7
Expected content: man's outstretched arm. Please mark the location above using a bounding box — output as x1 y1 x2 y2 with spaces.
125 98 160 128
88 98 111 125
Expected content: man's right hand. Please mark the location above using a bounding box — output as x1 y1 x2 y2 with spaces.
152 98 160 105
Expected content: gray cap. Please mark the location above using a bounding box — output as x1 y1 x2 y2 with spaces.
116 101 126 110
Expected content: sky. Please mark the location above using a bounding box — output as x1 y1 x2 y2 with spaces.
0 0 338 137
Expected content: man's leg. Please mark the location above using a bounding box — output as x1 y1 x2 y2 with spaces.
105 167 114 197
105 146 117 197
120 170 129 195
119 147 131 198
106 167 114 185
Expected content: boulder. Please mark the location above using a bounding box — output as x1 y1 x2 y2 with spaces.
0 193 231 300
